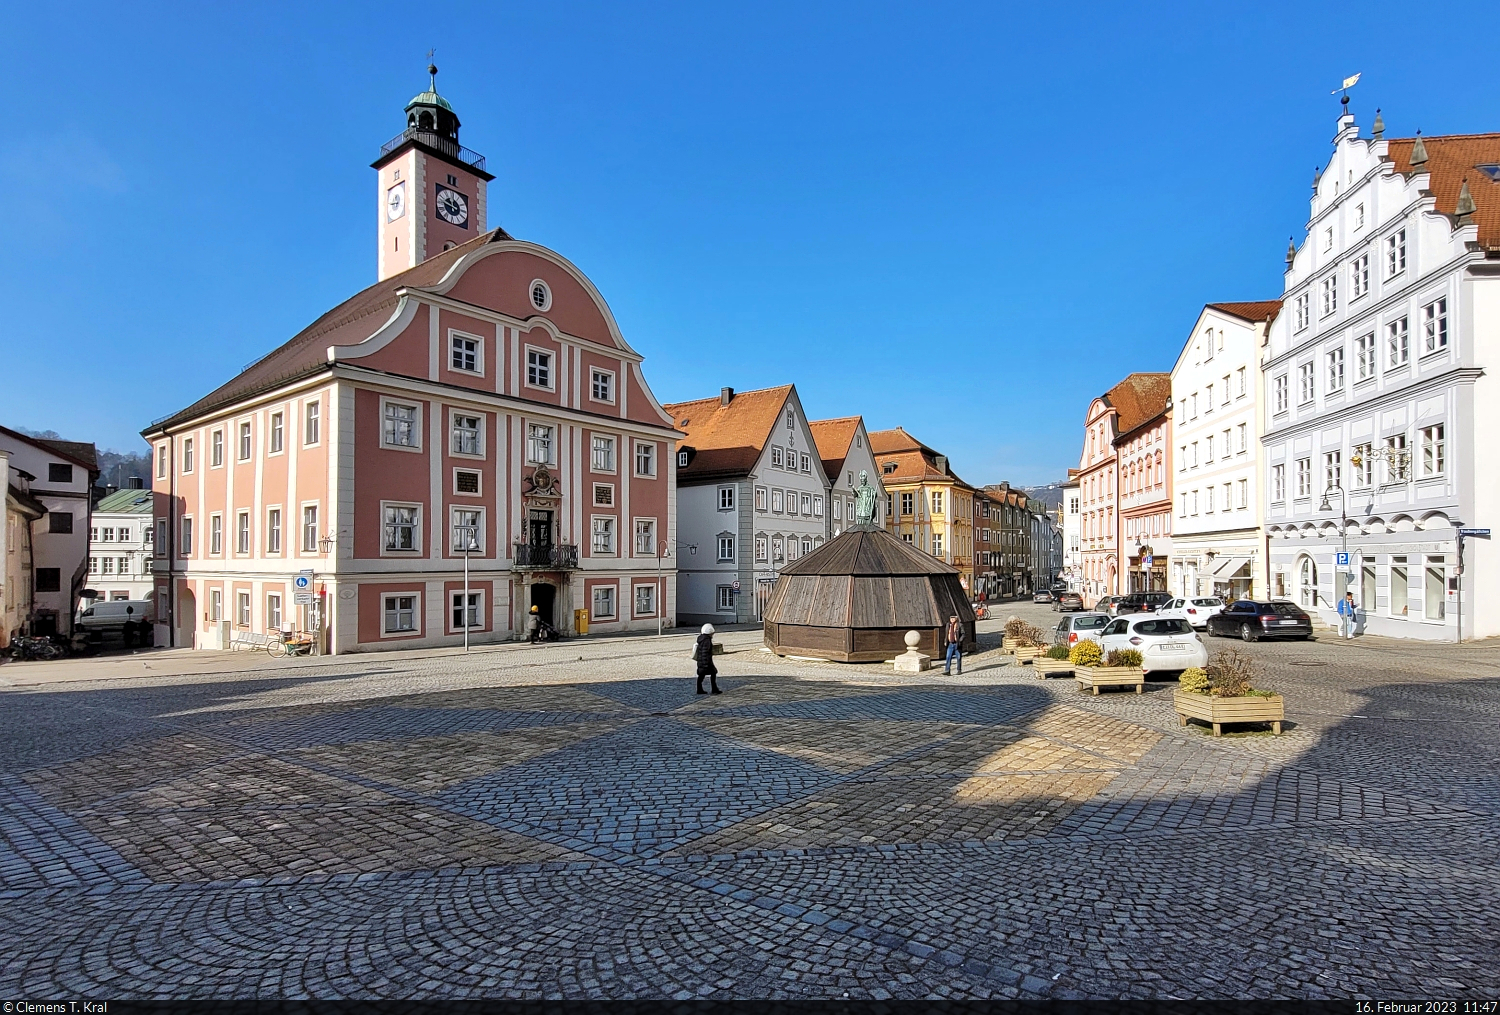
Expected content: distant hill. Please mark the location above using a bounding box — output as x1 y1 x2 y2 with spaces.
1022 482 1065 511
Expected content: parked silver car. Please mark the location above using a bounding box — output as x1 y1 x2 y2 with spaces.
1052 612 1110 650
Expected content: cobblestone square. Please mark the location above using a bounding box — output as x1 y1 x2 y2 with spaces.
2 610 1497 999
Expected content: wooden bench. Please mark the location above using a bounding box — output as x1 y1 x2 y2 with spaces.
1074 667 1145 695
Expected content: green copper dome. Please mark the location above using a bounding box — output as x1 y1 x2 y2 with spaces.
405 63 454 113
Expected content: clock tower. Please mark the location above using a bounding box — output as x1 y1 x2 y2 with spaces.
372 63 494 280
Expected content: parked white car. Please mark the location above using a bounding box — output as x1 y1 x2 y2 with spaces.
1154 596 1225 630
1097 615 1207 674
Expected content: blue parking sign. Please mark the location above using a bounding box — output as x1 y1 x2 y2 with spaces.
1336 552 1350 567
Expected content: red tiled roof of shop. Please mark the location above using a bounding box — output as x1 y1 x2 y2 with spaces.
1388 133 1500 248
1102 373 1171 437
1207 300 1283 324
663 385 793 480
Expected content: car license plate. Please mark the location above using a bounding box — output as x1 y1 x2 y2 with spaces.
1162 643 1188 652
1277 619 1298 625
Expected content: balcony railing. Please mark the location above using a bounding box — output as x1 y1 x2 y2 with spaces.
378 128 487 173
512 542 578 570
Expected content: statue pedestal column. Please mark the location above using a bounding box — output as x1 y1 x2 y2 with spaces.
892 630 931 673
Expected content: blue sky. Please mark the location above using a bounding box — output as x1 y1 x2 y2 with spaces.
4 0 1497 485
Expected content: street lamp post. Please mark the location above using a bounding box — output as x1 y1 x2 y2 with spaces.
1318 484 1349 621
655 539 672 637
316 532 336 655
463 535 478 652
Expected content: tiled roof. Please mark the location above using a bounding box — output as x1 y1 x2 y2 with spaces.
95 488 155 513
869 428 973 490
0 426 99 473
662 385 793 480
1102 373 1171 438
1207 300 1282 324
868 427 928 456
146 227 513 434
809 416 860 481
1388 133 1500 248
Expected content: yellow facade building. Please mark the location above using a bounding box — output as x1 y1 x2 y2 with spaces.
869 428 976 595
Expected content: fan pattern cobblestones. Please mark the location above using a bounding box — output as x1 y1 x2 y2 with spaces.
1 606 1497 999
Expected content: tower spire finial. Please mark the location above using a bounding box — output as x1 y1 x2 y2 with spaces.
1410 129 1429 169
1372 108 1385 140
426 49 437 89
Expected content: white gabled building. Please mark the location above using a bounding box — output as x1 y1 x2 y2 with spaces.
88 482 157 603
1060 472 1081 591
810 416 887 539
1263 104 1500 639
1170 301 1281 601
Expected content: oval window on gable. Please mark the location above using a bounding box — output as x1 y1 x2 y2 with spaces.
529 279 552 312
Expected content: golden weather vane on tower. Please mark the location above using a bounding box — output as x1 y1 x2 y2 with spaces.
1332 72 1361 97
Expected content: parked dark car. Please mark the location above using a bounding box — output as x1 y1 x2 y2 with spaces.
1053 591 1085 612
1094 595 1126 616
1206 599 1314 641
1114 591 1173 616
1033 589 1054 604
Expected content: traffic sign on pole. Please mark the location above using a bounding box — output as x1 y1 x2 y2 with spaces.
1336 552 1350 567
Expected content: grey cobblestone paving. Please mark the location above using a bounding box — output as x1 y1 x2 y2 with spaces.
1 606 1497 998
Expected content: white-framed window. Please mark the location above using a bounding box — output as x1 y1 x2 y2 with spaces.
208 587 221 623
99 527 111 542
383 504 419 552
238 421 252 461
209 513 223 555
156 444 167 479
800 493 811 515
593 483 615 507
382 594 419 635
716 586 735 611
1221 376 1230 404
1205 486 1215 513
785 490 798 516
236 511 250 554
717 535 735 562
812 496 823 517
1205 435 1215 462
451 590 482 630
304 400 321 445
236 591 251 627
155 519 167 554
1236 478 1248 509
1190 490 1198 515
267 593 282 631
634 518 655 556
1420 424 1446 476
772 489 784 513
452 413 483 456
450 331 482 374
1323 226 1333 252
900 491 913 515
591 516 616 555
1326 347 1345 393
933 532 944 556
1386 228 1406 278
1422 298 1448 354
634 584 657 617
1295 458 1311 498
301 505 318 552
770 446 784 468
676 450 688 468
1273 374 1288 414
931 491 944 515
800 453 811 473
529 279 552 312
526 348 553 389
772 535 784 561
1294 292 1310 331
266 508 282 553
1354 202 1365 231
1386 433 1409 481
1237 423 1247 453
832 498 842 521
1205 383 1214 411
527 423 553 464
182 437 194 474
181 516 193 555
1351 253 1369 300
1237 367 1247 397
1355 333 1376 381
1320 275 1338 317
210 430 224 467
1323 451 1341 491
591 584 617 621
269 412 284 454
1298 363 1316 404
802 537 813 555
100 556 114 575
755 535 767 562
1202 327 1215 361
635 441 656 477
754 487 767 511
590 368 614 403
592 434 616 472
451 507 482 552
1387 316 1410 368
1352 443 1372 487
718 486 735 511
382 400 421 449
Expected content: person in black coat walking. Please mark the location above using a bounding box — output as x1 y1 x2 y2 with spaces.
694 623 721 695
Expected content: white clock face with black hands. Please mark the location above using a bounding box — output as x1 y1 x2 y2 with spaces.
435 186 469 227
386 182 406 221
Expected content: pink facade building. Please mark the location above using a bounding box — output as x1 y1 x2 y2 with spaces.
144 68 680 652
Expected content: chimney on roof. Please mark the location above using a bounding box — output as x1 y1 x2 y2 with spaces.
1455 178 1477 227
1409 131 1428 170
126 476 144 489
935 455 948 474
105 483 118 497
720 387 734 406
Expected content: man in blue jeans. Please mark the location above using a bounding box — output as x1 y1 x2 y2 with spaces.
942 615 963 675
1337 591 1357 639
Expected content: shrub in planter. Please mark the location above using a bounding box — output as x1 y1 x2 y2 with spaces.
1003 617 1027 640
1016 622 1048 648
1045 644 1070 660
1206 647 1258 697
1069 640 1103 667
1178 667 1209 694
1105 648 1143 668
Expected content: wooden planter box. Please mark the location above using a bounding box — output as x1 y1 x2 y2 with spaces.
1002 637 1022 651
1011 646 1041 663
1032 658 1074 677
1074 666 1145 695
1174 690 1284 735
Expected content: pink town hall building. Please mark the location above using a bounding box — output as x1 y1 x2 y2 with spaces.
144 67 681 652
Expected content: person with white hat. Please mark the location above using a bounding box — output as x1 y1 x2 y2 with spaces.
693 623 721 695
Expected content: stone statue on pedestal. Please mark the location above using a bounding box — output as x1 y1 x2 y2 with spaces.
854 470 878 526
